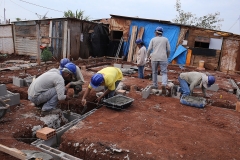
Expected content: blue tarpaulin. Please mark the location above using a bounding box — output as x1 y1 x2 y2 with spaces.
170 45 187 64
123 20 180 62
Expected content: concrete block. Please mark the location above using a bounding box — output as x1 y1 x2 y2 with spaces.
157 75 162 82
13 77 24 87
114 63 122 68
36 127 56 140
0 84 7 96
122 64 132 69
142 85 152 99
6 91 20 106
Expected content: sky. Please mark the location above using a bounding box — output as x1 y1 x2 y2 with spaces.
1 0 240 35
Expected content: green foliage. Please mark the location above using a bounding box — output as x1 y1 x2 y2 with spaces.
172 0 223 30
41 48 52 62
16 18 21 21
63 9 90 20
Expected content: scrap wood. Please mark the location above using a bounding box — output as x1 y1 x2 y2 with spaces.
0 144 26 160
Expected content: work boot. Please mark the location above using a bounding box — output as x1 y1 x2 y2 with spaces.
162 86 166 95
172 85 178 96
41 108 62 116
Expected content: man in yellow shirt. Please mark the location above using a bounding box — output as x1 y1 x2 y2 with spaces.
81 67 123 106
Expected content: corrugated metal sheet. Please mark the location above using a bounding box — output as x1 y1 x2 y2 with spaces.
14 25 38 56
0 25 14 54
220 39 240 72
15 36 38 56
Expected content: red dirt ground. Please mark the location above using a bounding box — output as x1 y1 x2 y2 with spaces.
0 55 240 159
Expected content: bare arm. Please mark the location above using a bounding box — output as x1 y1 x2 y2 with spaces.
81 87 91 106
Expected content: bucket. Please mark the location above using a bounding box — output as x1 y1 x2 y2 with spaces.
199 60 205 68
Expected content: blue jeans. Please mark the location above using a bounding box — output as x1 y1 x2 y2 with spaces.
28 88 59 111
138 66 144 79
104 80 121 99
151 61 168 88
178 76 190 96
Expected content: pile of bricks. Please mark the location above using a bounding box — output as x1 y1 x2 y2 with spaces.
0 84 20 106
36 127 56 140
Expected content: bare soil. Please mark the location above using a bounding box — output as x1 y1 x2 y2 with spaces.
0 55 240 159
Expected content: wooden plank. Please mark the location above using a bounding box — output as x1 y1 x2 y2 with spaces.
67 29 70 59
62 21 68 58
133 27 145 63
185 49 192 66
127 26 138 62
48 20 52 47
36 23 41 65
0 144 26 160
190 54 195 66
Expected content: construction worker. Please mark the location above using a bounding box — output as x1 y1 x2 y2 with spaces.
135 39 147 79
28 64 76 116
147 26 170 94
59 58 85 98
173 72 215 98
81 67 123 106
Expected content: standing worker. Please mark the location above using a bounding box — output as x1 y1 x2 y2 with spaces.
173 72 215 98
59 58 85 98
81 67 123 106
135 39 147 79
28 65 75 115
147 26 170 94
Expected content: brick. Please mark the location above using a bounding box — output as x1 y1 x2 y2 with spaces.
116 90 126 95
36 127 56 140
13 77 24 87
142 85 151 99
114 63 122 68
236 101 240 112
0 84 7 96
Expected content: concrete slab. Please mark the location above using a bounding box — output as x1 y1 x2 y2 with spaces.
206 84 219 92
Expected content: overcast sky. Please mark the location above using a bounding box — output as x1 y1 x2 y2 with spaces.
1 0 240 35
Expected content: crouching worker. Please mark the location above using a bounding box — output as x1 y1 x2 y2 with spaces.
81 67 123 106
28 67 73 116
173 72 215 98
59 58 85 98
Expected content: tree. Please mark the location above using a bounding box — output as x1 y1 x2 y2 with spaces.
16 18 21 21
63 10 90 20
172 0 223 30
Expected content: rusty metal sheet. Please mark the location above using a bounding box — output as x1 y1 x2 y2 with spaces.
15 36 38 56
220 39 240 72
110 18 131 41
0 25 14 54
15 25 36 37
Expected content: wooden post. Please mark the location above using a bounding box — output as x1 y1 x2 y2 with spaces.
127 26 138 62
36 22 41 65
62 21 68 58
133 27 144 63
48 20 52 47
67 29 70 59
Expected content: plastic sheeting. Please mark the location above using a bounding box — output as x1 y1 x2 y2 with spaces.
123 20 180 61
170 45 187 64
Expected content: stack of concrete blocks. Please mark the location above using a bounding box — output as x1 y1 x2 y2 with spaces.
0 84 20 106
36 127 56 140
31 109 97 160
142 85 152 99
13 76 34 87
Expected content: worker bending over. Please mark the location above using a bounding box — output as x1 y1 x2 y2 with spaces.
59 58 85 98
81 67 123 106
173 72 215 98
28 64 76 115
